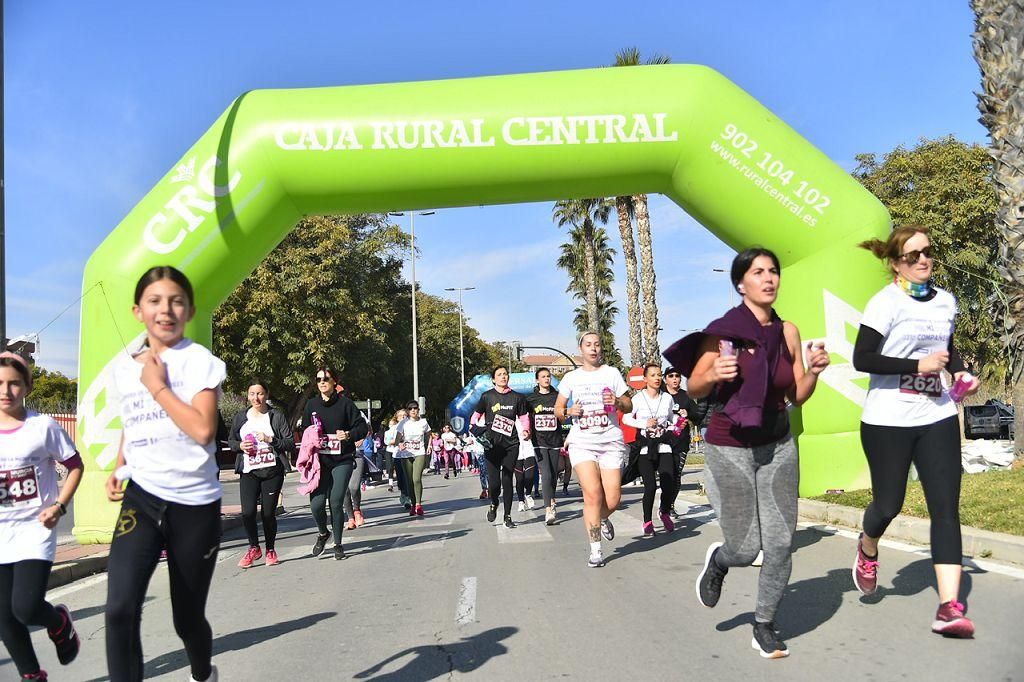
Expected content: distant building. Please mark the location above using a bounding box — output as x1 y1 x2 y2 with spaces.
522 353 582 377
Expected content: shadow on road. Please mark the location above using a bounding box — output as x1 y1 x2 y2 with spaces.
353 626 517 681
608 516 703 562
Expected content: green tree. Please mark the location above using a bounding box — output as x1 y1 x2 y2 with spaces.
553 198 614 331
27 366 77 413
613 47 670 364
972 0 1024 455
852 136 1003 380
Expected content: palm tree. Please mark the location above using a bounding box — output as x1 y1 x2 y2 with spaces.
553 198 614 330
614 195 645 366
613 47 670 364
557 224 615 300
972 0 1024 456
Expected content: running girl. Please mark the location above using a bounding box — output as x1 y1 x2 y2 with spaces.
554 333 632 567
470 366 531 528
228 380 294 569
0 352 83 681
441 424 460 478
104 266 226 681
852 226 978 637
667 248 829 659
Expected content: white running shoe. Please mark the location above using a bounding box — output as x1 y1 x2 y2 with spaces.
588 551 605 568
601 518 615 541
525 495 535 510
752 550 765 567
518 501 527 513
545 506 556 525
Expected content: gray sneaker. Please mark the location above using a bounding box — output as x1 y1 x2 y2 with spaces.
601 518 615 541
751 622 789 659
588 551 605 568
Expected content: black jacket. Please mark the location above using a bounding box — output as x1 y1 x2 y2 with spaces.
228 406 295 475
301 393 369 461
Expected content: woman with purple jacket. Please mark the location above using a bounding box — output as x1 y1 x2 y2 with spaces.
665 248 829 660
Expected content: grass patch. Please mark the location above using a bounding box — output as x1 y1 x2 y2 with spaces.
810 467 1024 536
685 454 705 466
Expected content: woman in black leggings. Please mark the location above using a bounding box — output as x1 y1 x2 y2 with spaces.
852 226 978 638
104 266 225 681
228 380 294 569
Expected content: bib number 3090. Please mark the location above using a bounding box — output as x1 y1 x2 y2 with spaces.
0 466 41 508
578 411 610 430
899 372 943 398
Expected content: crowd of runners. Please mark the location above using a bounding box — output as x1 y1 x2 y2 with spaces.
0 224 983 678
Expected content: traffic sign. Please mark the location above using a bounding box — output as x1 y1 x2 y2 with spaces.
354 400 382 410
626 365 646 390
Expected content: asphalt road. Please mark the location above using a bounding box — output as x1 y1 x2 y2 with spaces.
8 468 1024 680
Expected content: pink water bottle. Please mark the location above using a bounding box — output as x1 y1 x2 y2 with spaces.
948 373 974 403
312 412 323 433
672 414 686 436
244 433 259 453
602 387 615 414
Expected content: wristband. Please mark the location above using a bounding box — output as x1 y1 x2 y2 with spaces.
55 502 67 516
152 385 168 399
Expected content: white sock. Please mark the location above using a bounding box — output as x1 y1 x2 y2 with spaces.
590 541 602 555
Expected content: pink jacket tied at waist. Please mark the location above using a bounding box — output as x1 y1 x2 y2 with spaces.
296 423 323 496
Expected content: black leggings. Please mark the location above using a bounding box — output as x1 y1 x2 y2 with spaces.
106 482 221 682
515 456 537 502
240 469 284 550
0 560 63 676
485 444 516 517
860 416 962 564
636 449 679 522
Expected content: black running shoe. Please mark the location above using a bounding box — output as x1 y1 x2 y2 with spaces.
696 542 728 608
334 545 346 560
48 604 79 665
311 532 330 557
751 622 789 659
486 504 498 523
503 515 517 529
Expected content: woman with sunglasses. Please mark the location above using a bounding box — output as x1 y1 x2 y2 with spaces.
302 367 368 560
396 402 431 515
852 226 978 637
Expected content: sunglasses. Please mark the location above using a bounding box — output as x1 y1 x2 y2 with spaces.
899 246 933 263
316 375 333 383
665 373 681 378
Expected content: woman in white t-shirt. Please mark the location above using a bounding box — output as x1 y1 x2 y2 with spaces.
104 266 226 682
852 226 979 638
228 380 294 569
396 401 431 516
622 364 679 538
0 352 83 680
554 331 632 568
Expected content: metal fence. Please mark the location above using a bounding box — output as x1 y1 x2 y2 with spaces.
45 412 77 442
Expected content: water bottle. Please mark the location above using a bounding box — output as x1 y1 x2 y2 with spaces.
948 373 974 403
312 412 323 434
672 414 686 436
602 387 615 414
244 433 259 453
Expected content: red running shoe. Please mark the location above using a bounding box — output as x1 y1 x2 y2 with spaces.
852 534 879 596
238 546 262 569
932 600 975 638
415 504 425 516
265 549 280 566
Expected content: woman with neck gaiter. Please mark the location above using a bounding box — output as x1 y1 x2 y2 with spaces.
665 248 829 660
851 226 978 638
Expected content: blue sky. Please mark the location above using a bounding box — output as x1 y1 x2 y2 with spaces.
5 1 987 377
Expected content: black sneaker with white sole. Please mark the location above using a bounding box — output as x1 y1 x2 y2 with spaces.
503 515 517 529
751 621 789 659
486 504 498 523
49 604 79 665
696 542 728 608
311 532 330 557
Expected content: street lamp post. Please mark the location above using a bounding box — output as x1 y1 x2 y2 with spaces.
389 210 435 403
444 286 475 386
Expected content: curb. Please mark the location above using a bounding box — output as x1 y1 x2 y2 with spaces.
48 516 245 590
795 498 1024 566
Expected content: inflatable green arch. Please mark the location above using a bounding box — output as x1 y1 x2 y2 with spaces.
74 65 889 543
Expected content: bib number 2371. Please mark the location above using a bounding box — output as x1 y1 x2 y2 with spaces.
899 372 942 398
0 466 41 508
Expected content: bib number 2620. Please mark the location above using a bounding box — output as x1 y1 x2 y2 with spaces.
899 372 942 398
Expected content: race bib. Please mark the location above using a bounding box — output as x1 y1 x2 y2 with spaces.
491 414 515 437
406 439 424 455
319 436 343 456
0 466 41 509
534 414 558 432
899 372 943 398
245 447 277 471
578 410 610 431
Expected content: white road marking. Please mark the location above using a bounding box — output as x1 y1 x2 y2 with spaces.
496 520 553 543
456 577 477 625
46 573 109 601
392 532 449 551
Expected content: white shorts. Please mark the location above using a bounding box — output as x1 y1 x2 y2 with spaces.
568 443 626 470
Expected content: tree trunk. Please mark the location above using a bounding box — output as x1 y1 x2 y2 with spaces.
972 0 1024 458
633 193 661 363
616 195 645 365
582 217 600 332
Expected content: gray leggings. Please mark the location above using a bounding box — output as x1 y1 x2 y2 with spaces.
536 446 561 507
344 456 366 517
704 435 798 623
310 457 355 546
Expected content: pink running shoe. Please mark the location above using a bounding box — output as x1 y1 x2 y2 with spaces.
932 600 975 638
238 546 262 569
265 549 279 566
853 534 878 596
659 511 676 533
415 504 425 516
642 521 656 537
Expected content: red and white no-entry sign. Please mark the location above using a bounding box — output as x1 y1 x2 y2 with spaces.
626 365 646 390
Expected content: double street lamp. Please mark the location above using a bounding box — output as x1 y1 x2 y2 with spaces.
444 286 475 387
389 210 435 404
